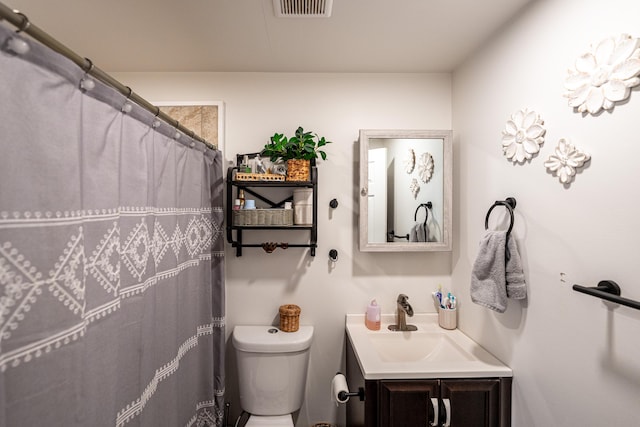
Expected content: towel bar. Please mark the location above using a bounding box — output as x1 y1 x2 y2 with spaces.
485 197 516 236
414 202 432 225
572 280 640 310
387 230 409 240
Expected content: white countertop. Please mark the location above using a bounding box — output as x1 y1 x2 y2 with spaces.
346 313 513 380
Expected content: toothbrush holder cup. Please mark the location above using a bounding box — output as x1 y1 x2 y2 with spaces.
438 308 457 330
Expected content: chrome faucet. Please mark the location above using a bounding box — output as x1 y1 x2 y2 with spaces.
389 294 417 331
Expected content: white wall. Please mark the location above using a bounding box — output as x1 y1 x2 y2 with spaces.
117 2 640 421
452 0 640 426
113 71 453 426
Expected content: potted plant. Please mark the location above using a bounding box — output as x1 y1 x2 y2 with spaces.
262 126 331 181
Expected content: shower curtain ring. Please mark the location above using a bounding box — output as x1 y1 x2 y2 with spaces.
174 121 181 139
82 58 94 73
121 86 133 113
79 58 96 91
151 107 162 129
14 11 31 33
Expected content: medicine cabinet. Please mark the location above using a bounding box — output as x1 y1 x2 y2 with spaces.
359 129 452 252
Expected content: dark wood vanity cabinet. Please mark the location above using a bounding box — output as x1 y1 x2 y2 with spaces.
378 378 508 427
346 339 512 427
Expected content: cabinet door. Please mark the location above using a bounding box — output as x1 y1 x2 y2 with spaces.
379 380 439 427
440 379 500 427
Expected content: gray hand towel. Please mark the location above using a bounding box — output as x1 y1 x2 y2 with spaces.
470 230 508 313
408 223 428 242
506 236 526 299
409 224 419 242
426 216 441 242
417 223 428 242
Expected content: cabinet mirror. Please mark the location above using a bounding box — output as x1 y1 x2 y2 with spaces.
359 129 452 252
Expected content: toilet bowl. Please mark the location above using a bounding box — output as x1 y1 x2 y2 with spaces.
233 325 314 427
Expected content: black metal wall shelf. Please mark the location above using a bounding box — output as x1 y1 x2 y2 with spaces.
225 165 318 257
572 280 640 311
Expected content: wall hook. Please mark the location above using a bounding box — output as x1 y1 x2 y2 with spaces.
329 249 338 262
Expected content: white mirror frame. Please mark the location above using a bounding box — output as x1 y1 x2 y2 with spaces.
359 129 452 252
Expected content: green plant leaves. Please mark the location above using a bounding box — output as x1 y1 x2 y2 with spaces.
262 126 332 162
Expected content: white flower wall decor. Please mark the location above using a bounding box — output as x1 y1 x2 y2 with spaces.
403 148 416 173
502 109 546 163
418 152 434 183
409 178 420 199
564 34 640 115
544 138 591 184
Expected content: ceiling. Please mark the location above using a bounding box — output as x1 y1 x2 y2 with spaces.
6 0 533 73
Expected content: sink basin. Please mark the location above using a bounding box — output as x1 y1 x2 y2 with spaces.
368 331 474 363
346 313 512 379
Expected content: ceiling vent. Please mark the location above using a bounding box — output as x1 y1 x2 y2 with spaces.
273 0 333 17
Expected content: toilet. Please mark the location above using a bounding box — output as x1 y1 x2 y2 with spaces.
232 325 314 427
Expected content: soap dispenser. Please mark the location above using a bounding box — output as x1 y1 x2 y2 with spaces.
365 299 381 331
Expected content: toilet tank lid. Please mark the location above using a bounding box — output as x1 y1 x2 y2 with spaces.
232 325 314 353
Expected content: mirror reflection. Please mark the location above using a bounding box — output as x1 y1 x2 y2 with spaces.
359 130 452 252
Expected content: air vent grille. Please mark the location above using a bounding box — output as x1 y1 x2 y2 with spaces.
273 0 333 17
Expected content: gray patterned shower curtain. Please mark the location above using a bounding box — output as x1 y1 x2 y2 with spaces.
0 22 225 427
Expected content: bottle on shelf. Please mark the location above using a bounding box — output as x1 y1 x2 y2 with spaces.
240 155 251 173
238 189 245 209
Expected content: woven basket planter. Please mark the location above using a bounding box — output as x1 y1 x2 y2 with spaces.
286 159 310 181
279 304 301 332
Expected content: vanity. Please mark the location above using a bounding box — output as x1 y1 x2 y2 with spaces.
345 314 512 427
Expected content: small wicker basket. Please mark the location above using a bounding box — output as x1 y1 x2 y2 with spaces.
279 304 301 332
235 172 285 182
286 159 310 181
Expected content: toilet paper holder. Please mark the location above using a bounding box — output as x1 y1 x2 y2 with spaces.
338 388 365 402
335 372 365 401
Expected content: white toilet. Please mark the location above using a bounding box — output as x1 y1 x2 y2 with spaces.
232 325 314 427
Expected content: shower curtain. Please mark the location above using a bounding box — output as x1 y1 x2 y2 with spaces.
0 22 225 427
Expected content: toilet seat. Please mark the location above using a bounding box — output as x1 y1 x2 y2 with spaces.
245 414 294 427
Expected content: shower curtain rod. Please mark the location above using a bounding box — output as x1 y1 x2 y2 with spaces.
0 3 215 150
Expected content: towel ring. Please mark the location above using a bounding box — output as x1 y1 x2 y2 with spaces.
414 202 432 226
485 197 516 235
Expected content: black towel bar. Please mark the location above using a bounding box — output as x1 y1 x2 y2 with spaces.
387 230 409 240
572 280 640 310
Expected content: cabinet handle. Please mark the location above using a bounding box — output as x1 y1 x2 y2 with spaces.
442 398 451 427
429 397 439 426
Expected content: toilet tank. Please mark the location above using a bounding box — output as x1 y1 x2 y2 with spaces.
232 325 314 416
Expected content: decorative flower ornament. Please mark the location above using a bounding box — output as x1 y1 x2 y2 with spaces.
418 152 434 183
409 178 420 199
502 109 546 163
403 148 415 173
564 34 640 114
544 138 591 184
